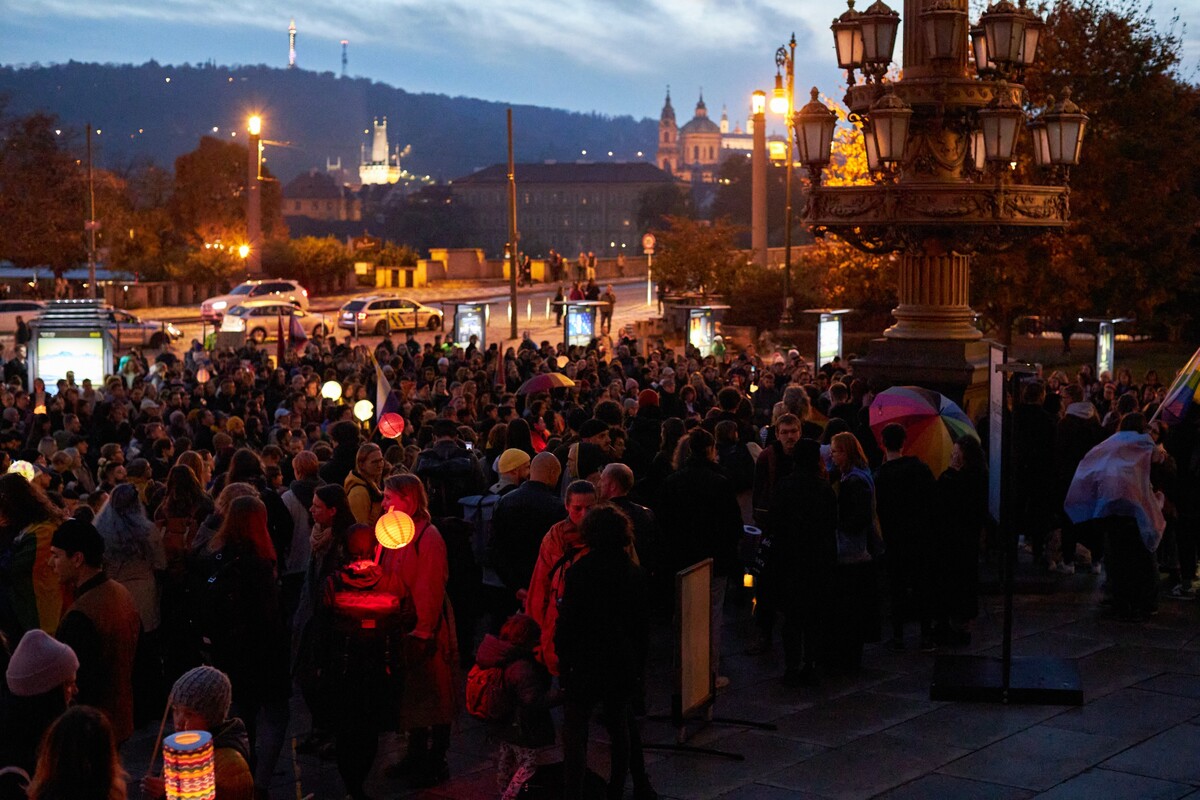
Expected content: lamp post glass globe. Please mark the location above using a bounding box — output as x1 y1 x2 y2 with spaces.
248 115 262 136
770 73 788 115
752 90 766 115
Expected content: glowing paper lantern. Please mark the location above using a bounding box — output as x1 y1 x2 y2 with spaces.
8 461 34 481
163 730 216 800
379 412 405 439
195 367 211 384
321 380 343 401
33 405 46 415
556 355 569 368
353 399 374 422
375 509 416 549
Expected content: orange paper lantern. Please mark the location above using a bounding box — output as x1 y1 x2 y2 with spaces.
375 509 416 549
379 413 405 439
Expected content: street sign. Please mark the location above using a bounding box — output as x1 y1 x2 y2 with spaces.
642 233 656 253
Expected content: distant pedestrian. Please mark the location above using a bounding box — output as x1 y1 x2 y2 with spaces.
600 285 616 332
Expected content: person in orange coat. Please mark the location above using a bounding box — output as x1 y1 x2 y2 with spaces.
524 481 597 677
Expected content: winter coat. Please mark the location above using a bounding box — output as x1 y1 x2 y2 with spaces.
555 547 648 700
936 463 988 620
281 477 320 577
766 470 838 613
656 456 743 576
343 470 383 527
474 634 556 747
379 520 459 729
752 441 798 527
524 519 586 676
55 572 141 742
211 717 255 800
873 455 936 570
835 467 878 565
490 481 567 594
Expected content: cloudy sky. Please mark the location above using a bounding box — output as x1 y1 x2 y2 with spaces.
3 0 1197 126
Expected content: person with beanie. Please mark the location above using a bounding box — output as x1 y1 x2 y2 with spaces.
48 518 141 744
0 629 79 777
141 666 253 800
492 448 531 495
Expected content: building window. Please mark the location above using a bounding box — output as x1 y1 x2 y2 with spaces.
693 145 699 160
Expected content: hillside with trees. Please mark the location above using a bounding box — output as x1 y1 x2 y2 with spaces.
0 61 657 183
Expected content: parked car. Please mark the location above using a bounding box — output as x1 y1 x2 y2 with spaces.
104 308 183 348
201 279 309 321
0 300 47 334
224 300 329 343
337 294 442 335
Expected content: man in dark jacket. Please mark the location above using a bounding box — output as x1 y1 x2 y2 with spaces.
319 420 361 486
1013 381 1057 566
874 424 937 651
768 440 837 685
599 463 659 590
414 418 487 517
490 453 567 601
656 428 742 688
49 518 140 743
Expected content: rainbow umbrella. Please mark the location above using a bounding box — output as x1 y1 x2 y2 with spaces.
869 385 978 476
517 372 575 394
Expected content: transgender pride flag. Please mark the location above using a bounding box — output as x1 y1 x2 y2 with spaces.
1154 346 1200 425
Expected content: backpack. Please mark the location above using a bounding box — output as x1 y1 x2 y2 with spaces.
417 449 484 518
432 515 483 621
465 662 512 721
458 494 503 588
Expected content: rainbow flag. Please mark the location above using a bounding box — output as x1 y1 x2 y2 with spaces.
1156 346 1200 425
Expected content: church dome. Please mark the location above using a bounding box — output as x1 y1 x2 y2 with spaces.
680 115 720 135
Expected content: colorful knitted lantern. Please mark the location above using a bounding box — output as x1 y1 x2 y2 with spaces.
375 509 416 549
353 399 374 422
7 461 34 481
321 380 343 401
379 413 405 439
163 730 215 800
195 367 210 385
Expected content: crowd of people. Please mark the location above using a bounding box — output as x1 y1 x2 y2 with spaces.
0 323 1191 799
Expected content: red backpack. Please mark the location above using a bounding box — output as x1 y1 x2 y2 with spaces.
465 662 512 722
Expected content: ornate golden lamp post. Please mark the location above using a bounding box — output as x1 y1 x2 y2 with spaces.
797 0 1087 411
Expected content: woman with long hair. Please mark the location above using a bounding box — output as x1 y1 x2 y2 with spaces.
827 431 882 674
0 473 64 634
175 449 211 489
505 417 536 459
198 495 290 797
379 474 458 788
96 483 168 724
28 705 126 800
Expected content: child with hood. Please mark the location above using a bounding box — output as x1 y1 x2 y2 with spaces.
473 613 557 800
141 666 253 800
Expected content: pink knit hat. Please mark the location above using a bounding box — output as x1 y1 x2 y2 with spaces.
5 630 79 697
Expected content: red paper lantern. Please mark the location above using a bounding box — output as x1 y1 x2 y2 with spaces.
379 413 406 439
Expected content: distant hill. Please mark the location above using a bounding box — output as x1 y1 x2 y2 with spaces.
0 61 658 183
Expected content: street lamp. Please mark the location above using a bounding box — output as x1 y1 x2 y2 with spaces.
803 0 1086 400
246 115 263 276
751 90 768 267
773 34 797 326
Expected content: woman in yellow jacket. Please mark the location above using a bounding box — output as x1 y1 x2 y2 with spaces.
343 443 385 527
0 472 67 633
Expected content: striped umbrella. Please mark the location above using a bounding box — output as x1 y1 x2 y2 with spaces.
869 385 978 476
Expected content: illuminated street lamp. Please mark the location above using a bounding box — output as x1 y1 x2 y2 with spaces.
773 34 797 326
246 115 263 275
751 90 768 267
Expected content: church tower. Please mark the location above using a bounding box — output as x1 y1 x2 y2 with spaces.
655 88 679 176
360 117 401 185
720 105 730 134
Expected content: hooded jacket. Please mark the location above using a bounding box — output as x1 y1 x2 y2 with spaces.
473 633 555 747
211 717 254 800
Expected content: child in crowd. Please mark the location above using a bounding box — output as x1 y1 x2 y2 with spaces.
141 666 254 800
472 613 557 800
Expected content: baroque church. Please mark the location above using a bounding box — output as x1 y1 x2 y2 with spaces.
656 89 758 185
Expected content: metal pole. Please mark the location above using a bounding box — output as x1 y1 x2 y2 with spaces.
647 253 653 308
507 108 519 341
86 123 97 300
751 101 768 268
247 128 262 276
781 34 796 326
